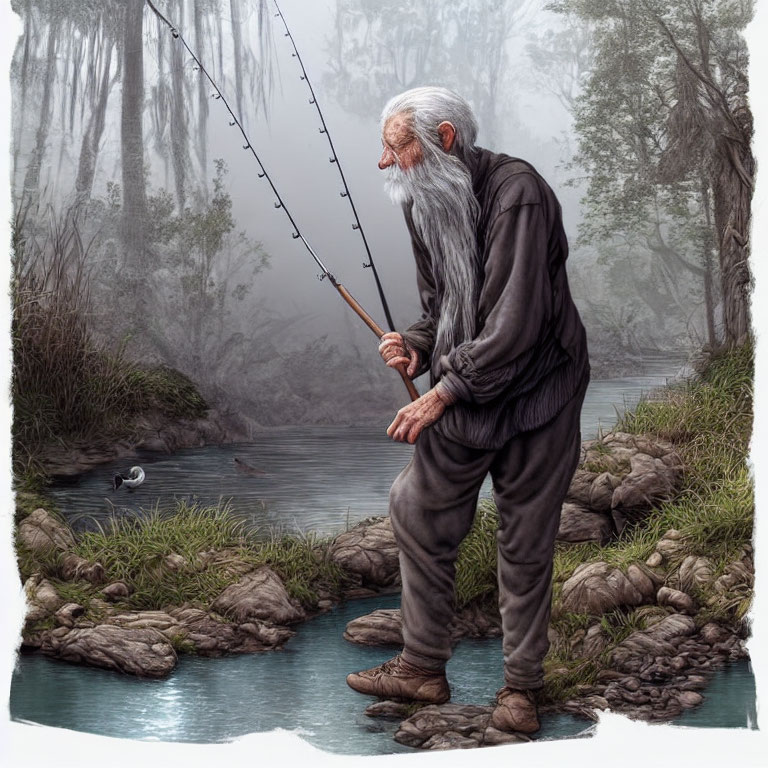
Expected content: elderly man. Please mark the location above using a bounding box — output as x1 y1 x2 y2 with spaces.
346 87 590 734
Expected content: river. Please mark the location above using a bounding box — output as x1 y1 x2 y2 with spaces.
9 359 758 754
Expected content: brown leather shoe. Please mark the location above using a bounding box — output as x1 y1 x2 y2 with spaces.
346 655 450 704
490 687 540 734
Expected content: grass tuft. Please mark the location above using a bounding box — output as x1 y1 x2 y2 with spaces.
68 500 350 611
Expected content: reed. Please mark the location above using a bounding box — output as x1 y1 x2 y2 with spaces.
11 208 207 482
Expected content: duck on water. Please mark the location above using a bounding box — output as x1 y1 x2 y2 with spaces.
112 466 145 491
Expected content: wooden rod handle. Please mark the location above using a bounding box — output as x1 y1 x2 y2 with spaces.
334 282 420 402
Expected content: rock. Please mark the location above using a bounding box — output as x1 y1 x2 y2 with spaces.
657 587 695 613
626 563 663 596
365 701 416 719
107 610 182 638
163 553 188 571
610 614 696 673
556 503 614 544
699 623 731 646
54 603 85 628
713 560 753 593
583 695 609 711
611 452 683 533
483 726 527 745
41 625 177 677
582 624 609 657
17 509 75 554
677 556 714 592
102 582 132 601
24 575 64 615
677 691 704 708
654 529 686 561
422 731 479 750
680 675 708 691
560 562 653 615
394 704 491 748
646 552 663 568
568 434 683 535
166 606 293 654
623 677 641 692
211 567 305 625
330 517 400 587
632 605 669 628
589 473 619 514
59 552 105 584
647 614 697 643
566 470 598 507
344 609 402 646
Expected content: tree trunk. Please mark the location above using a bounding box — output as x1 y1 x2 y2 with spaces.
13 0 33 189
711 105 753 348
120 0 148 276
194 0 208 193
230 0 245 120
22 16 59 203
76 38 114 203
170 0 188 209
699 176 717 348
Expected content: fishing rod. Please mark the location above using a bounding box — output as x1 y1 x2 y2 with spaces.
272 0 396 333
144 0 418 402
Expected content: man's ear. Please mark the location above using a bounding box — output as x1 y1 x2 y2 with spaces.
437 121 456 152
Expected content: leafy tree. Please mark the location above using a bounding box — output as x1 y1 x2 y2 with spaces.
555 0 753 349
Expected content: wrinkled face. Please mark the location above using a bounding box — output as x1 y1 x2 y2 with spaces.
379 113 423 171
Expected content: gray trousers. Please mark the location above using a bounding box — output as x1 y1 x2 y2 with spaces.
389 381 586 689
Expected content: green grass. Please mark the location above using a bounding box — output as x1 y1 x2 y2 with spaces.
67 500 350 611
454 499 499 609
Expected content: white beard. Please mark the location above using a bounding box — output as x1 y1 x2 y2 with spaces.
385 148 481 373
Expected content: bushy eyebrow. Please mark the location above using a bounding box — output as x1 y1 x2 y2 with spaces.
382 132 416 151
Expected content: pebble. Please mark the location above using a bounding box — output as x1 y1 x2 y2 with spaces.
646 552 663 568
678 691 704 708
623 677 641 691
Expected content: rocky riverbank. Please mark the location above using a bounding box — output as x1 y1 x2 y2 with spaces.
36 407 254 478
13 418 754 749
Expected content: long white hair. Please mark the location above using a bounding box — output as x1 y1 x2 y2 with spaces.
381 87 482 372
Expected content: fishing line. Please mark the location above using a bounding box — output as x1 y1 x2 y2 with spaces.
272 0 396 332
143 0 418 401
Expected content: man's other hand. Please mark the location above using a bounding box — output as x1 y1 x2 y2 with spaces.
379 332 420 378
387 386 455 444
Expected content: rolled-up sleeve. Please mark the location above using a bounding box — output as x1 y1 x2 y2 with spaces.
438 201 553 404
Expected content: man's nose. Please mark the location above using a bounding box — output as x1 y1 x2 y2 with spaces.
378 147 395 170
